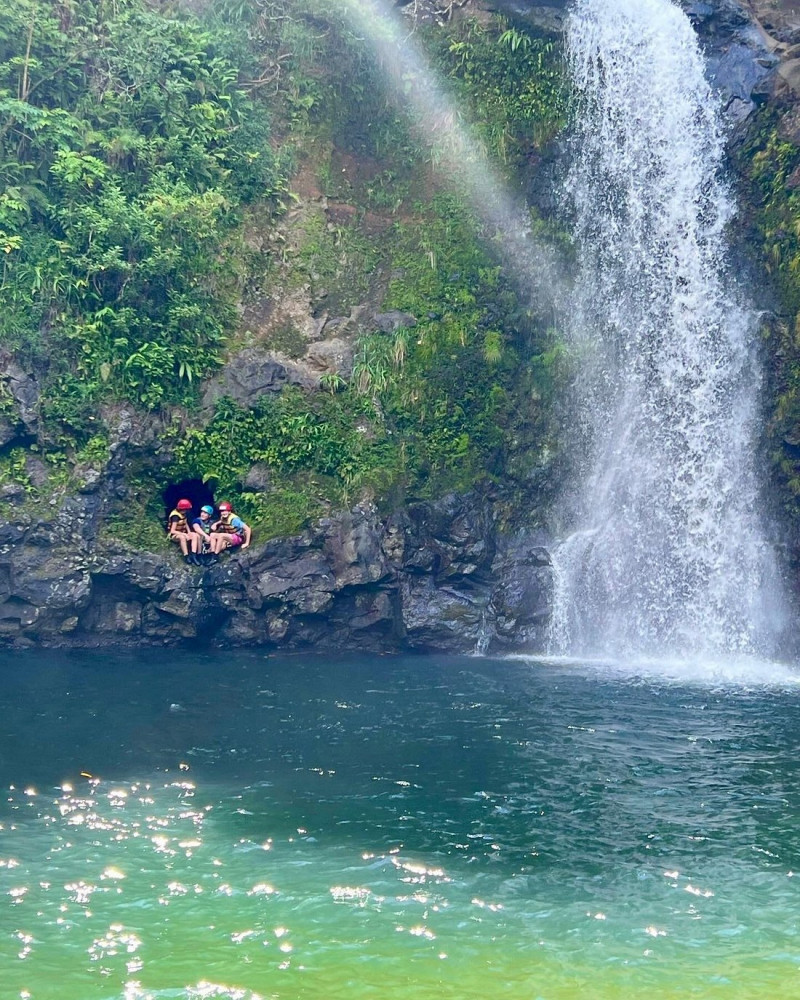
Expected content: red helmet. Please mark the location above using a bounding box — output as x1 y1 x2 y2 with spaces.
176 498 193 511
218 501 232 512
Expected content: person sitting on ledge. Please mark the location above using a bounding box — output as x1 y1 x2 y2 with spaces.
167 498 202 565
208 500 251 556
192 504 216 564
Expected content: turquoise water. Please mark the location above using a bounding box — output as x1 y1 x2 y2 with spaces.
2 650 800 999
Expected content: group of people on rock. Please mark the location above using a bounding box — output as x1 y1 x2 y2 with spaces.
167 499 251 566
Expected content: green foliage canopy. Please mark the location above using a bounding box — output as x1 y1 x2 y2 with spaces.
739 111 800 520
0 0 568 543
0 0 286 431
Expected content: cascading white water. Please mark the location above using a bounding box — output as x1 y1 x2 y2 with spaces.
548 0 786 659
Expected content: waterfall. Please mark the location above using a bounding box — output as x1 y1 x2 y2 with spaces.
548 0 785 659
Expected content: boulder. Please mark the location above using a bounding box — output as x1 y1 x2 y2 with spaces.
252 551 334 601
372 311 417 334
0 414 22 448
202 348 317 409
319 503 389 588
303 337 355 376
102 402 175 466
0 354 39 433
745 0 800 42
489 537 553 648
243 463 272 492
705 38 779 119
778 56 800 96
203 349 288 407
11 557 92 616
400 574 488 651
483 0 567 34
24 455 50 489
404 494 496 579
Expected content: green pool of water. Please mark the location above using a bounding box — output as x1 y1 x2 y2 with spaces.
2 650 800 999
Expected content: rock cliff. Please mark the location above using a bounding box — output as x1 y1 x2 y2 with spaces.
0 482 551 652
0 0 793 654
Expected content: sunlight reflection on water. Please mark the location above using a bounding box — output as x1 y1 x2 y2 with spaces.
2 650 800 998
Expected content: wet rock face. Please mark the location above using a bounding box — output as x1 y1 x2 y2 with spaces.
745 0 800 43
484 0 567 34
0 352 39 445
0 491 553 655
680 0 781 122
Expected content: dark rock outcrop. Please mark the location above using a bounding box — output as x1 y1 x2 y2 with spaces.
0 490 553 654
202 347 318 409
684 1 780 123
0 352 39 444
484 0 567 34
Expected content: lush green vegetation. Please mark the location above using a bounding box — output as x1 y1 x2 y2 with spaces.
166 194 563 537
435 18 567 165
739 110 800 521
0 0 569 543
0 0 286 433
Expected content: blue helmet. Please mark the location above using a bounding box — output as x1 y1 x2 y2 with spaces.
201 505 214 515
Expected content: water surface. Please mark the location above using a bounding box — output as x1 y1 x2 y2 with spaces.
2 650 800 998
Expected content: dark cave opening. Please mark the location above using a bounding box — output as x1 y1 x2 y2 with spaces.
162 479 216 521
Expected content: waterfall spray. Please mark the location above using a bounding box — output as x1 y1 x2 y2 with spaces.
549 0 785 659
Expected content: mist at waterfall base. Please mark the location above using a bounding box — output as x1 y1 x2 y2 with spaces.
548 0 788 662
3 648 800 1000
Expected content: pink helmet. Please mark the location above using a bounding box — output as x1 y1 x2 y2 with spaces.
176 498 192 511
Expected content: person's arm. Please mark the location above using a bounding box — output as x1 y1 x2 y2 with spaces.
241 523 252 548
191 522 205 540
168 515 180 536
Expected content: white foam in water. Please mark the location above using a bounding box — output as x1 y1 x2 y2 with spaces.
548 0 788 661
509 652 800 688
